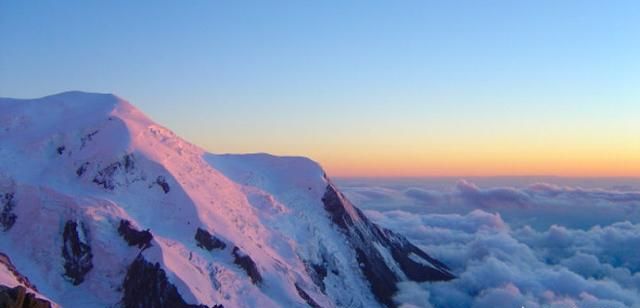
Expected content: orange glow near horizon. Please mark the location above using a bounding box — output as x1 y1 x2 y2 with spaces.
196 104 640 178
202 135 640 178
319 153 640 178
316 140 640 177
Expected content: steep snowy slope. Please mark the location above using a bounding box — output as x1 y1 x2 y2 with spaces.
0 91 453 307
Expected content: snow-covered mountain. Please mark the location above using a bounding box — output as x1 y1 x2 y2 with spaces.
0 91 453 308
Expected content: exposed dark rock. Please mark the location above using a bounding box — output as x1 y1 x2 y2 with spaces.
76 162 89 177
384 229 455 282
121 254 211 308
232 247 262 285
304 261 327 293
0 253 37 291
123 154 135 173
118 220 153 249
321 185 354 230
56 146 65 155
93 162 121 190
195 228 226 251
62 220 93 285
0 285 52 308
155 176 170 194
1 193 17 231
93 154 137 190
294 283 322 308
80 130 99 148
354 248 397 308
320 184 454 307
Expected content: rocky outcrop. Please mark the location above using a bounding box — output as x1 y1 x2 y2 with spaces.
232 247 262 285
294 283 322 308
383 228 454 282
195 228 226 251
154 176 170 194
93 154 141 190
80 130 99 149
0 253 51 307
122 254 212 308
304 261 328 293
321 184 454 307
76 162 89 176
321 185 356 230
0 285 52 308
118 220 153 249
0 253 37 291
1 192 17 231
61 220 93 285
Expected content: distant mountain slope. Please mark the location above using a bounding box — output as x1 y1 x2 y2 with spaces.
0 91 453 307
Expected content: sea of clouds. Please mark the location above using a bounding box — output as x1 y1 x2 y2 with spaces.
336 177 640 308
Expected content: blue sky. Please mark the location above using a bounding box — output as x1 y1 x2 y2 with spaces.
1 1 639 176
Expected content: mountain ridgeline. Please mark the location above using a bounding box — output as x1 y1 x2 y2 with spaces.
0 92 453 307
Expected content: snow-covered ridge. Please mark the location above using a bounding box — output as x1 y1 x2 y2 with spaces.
0 91 453 307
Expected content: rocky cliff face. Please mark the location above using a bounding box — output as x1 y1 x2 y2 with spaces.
321 184 454 306
0 253 53 307
61 220 93 285
121 254 212 308
0 92 453 307
0 285 53 308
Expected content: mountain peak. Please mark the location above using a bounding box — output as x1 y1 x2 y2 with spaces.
0 92 453 307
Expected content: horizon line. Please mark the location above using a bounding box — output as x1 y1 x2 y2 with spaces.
333 174 640 179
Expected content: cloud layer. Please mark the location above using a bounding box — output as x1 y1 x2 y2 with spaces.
337 178 640 307
340 178 640 229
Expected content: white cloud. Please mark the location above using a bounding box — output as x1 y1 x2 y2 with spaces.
394 281 434 308
342 179 640 229
340 179 640 307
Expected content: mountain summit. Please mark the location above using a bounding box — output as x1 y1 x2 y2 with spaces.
0 92 453 308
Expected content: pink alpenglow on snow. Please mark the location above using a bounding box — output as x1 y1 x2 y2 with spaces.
0 92 453 307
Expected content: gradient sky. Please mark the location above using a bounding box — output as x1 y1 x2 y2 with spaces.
1 1 639 177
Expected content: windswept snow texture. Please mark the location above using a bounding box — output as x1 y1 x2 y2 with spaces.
337 178 640 307
0 92 452 308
